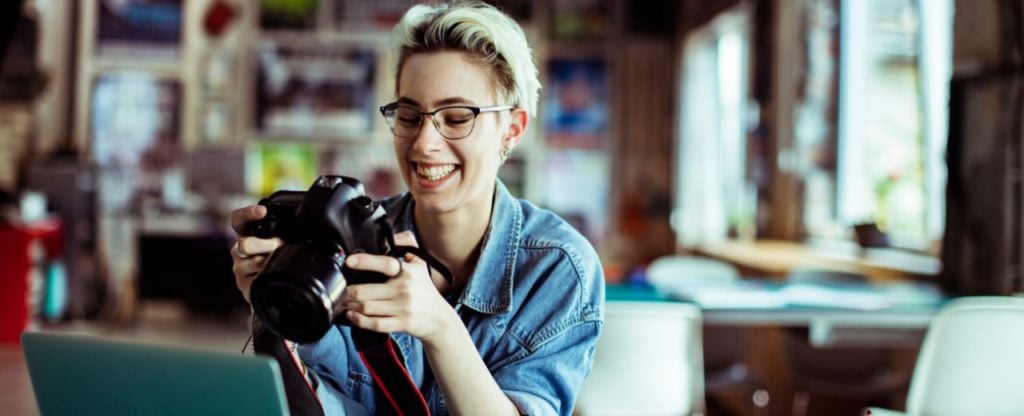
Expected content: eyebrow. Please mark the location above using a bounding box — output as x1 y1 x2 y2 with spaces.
396 96 478 108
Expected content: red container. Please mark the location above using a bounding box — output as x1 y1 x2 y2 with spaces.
0 219 62 344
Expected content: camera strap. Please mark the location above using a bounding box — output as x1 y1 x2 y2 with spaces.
252 320 326 416
352 244 453 416
255 242 453 416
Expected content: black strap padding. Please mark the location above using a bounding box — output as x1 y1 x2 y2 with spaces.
353 329 430 416
252 321 326 416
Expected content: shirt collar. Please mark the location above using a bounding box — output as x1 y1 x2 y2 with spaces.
388 180 521 315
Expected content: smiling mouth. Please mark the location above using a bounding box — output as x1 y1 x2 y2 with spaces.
413 162 458 181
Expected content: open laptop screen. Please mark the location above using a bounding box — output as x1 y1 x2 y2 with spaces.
22 332 289 416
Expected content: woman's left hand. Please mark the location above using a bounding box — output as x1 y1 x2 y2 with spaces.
341 231 458 344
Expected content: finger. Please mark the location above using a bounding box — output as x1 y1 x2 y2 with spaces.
401 252 450 292
346 310 401 333
393 231 418 248
238 236 283 256
232 256 268 278
343 281 402 302
346 253 403 277
230 205 267 235
232 256 267 303
345 299 410 317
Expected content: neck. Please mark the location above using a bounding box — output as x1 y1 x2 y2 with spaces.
413 186 495 290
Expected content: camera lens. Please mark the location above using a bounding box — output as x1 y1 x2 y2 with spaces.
253 274 334 344
264 282 319 333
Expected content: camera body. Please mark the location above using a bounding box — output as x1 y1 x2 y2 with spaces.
246 175 392 343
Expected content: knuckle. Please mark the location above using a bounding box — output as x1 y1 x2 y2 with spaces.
367 320 382 332
397 284 413 299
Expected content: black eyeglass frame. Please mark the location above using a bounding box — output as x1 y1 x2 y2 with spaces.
379 102 514 140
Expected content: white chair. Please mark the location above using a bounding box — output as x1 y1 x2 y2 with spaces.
575 301 706 416
867 296 1024 416
645 256 767 414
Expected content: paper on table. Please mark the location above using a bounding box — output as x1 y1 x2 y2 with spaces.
657 280 942 311
780 283 898 310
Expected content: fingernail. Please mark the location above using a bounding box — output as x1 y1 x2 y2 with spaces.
346 256 359 266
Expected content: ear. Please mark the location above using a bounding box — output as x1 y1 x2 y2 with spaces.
502 108 529 149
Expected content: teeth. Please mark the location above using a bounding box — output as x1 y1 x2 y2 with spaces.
416 164 456 181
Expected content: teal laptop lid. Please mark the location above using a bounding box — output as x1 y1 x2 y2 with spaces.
21 332 290 416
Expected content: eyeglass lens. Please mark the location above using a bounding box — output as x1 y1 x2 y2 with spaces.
389 106 477 139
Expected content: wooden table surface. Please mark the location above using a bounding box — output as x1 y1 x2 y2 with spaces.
0 345 38 416
696 239 942 282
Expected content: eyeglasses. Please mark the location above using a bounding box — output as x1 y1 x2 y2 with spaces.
379 102 513 140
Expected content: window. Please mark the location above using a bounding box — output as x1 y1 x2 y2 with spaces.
673 7 753 248
833 0 952 249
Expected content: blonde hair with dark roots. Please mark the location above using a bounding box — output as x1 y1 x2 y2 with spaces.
391 2 541 117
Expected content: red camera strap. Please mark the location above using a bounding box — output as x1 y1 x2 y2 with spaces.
351 245 451 416
353 329 430 416
255 245 451 416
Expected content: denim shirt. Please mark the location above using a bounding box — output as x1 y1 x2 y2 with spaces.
297 180 605 415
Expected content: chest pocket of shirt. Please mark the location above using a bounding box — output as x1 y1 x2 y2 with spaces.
345 370 377 413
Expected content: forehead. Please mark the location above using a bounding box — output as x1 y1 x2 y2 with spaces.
397 51 497 106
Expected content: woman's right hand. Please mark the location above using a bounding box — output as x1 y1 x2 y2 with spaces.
230 205 283 304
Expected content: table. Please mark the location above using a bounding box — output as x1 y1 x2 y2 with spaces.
607 281 943 347
696 239 942 282
0 346 38 416
607 282 941 414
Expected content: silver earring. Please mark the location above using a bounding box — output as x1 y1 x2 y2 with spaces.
500 146 511 163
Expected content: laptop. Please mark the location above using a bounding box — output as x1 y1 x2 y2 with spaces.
21 332 290 416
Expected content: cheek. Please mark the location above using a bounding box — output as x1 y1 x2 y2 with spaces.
393 143 410 172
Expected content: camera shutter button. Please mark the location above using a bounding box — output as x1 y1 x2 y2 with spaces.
352 196 375 216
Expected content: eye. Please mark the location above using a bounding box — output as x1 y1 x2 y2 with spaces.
442 109 475 125
444 116 472 126
394 109 421 126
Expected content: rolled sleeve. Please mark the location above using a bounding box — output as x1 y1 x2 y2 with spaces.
306 371 371 416
298 326 373 415
494 321 603 416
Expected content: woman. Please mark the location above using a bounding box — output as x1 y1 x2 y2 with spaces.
230 3 604 415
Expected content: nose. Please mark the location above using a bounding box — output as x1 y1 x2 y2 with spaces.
411 115 446 153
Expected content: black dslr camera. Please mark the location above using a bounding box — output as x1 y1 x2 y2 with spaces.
245 176 394 343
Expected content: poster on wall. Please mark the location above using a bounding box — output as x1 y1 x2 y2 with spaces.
260 0 319 30
541 149 609 246
255 42 378 140
549 0 607 41
91 72 182 212
544 57 609 149
96 0 183 60
334 0 409 30
245 142 319 197
91 73 181 169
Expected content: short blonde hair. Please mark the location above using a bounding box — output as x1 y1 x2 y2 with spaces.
391 2 541 117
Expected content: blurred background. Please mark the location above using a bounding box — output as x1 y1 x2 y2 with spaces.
1 0 1023 415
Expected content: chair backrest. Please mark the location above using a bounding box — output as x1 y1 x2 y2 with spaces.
576 301 705 416
646 256 750 383
906 296 1024 416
